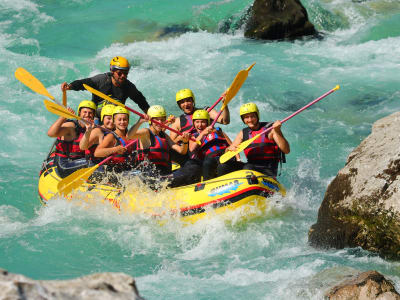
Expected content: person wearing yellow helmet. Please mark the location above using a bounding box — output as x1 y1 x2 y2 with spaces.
128 105 190 181
47 100 96 177
183 110 240 181
226 102 290 177
60 56 150 121
169 88 231 166
79 104 115 163
95 106 137 172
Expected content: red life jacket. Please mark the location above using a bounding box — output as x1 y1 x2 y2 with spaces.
242 122 282 164
180 114 194 133
85 128 108 161
54 120 86 159
136 129 171 171
108 132 136 164
192 128 229 160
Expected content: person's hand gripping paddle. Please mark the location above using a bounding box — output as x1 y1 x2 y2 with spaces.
219 85 341 164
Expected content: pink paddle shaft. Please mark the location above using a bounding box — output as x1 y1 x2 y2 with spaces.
255 86 339 137
124 106 197 143
97 139 137 167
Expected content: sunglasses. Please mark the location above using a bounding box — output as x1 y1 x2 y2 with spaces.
114 70 129 76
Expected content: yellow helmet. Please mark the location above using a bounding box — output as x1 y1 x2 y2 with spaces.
239 102 259 121
192 109 210 125
101 104 115 122
176 89 195 104
112 106 129 119
110 56 130 71
77 100 96 114
148 105 167 119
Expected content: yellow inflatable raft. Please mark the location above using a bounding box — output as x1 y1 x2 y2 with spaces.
38 158 286 224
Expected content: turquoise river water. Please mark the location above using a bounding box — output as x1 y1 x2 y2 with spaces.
1 0 400 299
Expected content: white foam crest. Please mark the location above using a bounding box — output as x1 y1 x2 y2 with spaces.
0 205 27 238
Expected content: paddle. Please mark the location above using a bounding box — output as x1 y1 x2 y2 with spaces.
43 99 115 135
219 85 341 164
62 90 67 106
15 67 62 105
83 84 199 144
57 139 137 196
210 63 256 128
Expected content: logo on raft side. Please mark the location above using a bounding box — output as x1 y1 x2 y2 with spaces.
208 180 243 197
261 179 279 191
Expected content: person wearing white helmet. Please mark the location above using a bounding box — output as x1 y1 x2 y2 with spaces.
61 56 150 120
47 100 96 177
226 102 290 177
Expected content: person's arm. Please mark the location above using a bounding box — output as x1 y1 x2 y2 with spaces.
128 117 149 140
169 132 190 155
47 116 76 140
226 131 244 152
169 117 182 143
127 81 150 113
208 94 230 125
94 134 126 158
269 121 290 154
222 131 240 161
79 125 99 150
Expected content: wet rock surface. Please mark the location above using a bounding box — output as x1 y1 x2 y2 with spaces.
244 0 316 40
309 112 400 259
325 270 400 300
0 268 144 300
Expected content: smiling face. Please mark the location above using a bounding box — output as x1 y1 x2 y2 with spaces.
79 108 95 122
193 119 208 132
102 115 114 130
150 116 167 132
242 112 259 129
112 69 129 86
113 113 129 130
177 98 195 115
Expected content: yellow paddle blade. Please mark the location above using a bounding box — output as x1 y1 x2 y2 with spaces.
15 67 55 100
83 84 124 107
223 62 256 107
58 165 99 196
219 132 260 164
44 99 81 120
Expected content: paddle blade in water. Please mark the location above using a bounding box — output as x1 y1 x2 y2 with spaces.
57 166 99 196
44 100 80 120
15 67 55 100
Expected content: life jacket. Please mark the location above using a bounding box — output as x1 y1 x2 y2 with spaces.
85 128 108 162
191 127 229 160
54 120 86 159
242 122 284 164
108 131 136 165
136 129 171 172
180 114 194 133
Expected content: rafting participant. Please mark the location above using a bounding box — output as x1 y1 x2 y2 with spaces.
226 103 290 177
47 100 96 177
169 89 230 166
94 106 136 173
60 56 150 120
128 105 190 188
79 104 115 163
185 110 240 181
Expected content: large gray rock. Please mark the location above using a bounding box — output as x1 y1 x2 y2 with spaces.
244 0 316 40
325 271 400 300
309 112 400 259
0 268 144 300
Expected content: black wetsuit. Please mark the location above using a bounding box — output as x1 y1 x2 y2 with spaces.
68 72 150 116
